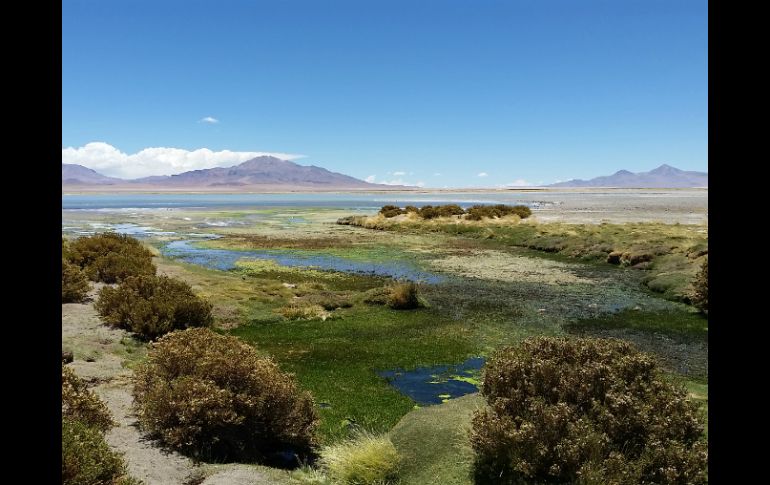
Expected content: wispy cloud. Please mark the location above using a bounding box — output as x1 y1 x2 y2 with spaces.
477 172 488 178
504 179 532 187
433 173 442 176
362 174 424 187
62 142 304 179
199 116 219 124
392 171 406 176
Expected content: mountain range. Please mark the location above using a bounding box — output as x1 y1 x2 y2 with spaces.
63 159 708 191
62 156 401 191
547 164 707 188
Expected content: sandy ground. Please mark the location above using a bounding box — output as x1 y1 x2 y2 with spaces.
428 249 594 285
62 285 283 485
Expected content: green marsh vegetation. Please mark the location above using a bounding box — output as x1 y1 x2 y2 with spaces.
341 209 707 306
62 204 708 483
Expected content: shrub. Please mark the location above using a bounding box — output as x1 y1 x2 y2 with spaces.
62 365 114 433
404 205 419 213
133 328 318 462
62 418 138 485
418 204 465 219
465 204 531 221
67 233 156 283
62 258 90 303
471 337 707 485
95 274 213 340
320 431 400 485
379 205 404 218
691 258 708 314
386 281 421 310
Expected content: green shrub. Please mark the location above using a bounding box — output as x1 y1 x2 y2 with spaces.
465 204 531 221
320 431 400 484
62 365 114 433
67 233 156 283
386 281 421 310
404 205 419 213
62 258 91 303
471 337 707 485
62 419 139 485
133 328 318 462
691 258 708 314
379 205 404 218
418 204 465 219
95 275 213 340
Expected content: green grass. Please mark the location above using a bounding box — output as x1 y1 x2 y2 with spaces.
231 304 475 443
564 308 708 341
389 393 482 485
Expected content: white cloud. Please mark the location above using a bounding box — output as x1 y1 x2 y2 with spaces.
433 173 442 176
392 171 406 176
365 175 376 183
505 179 532 187
199 116 219 124
477 172 488 177
379 178 424 187
62 142 304 179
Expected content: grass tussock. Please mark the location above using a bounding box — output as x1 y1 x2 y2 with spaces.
279 302 335 321
386 281 421 310
363 282 423 310
320 431 401 485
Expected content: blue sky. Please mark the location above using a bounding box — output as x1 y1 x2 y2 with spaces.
62 0 708 187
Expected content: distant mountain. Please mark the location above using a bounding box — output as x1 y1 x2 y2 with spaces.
62 156 404 191
549 164 708 188
62 164 122 185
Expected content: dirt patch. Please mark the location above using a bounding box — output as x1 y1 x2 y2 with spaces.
429 249 593 285
199 466 272 485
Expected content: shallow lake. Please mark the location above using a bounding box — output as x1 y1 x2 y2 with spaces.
162 239 446 283
62 192 552 210
379 357 485 405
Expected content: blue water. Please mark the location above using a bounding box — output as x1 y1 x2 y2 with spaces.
62 192 548 210
379 357 485 405
161 239 445 283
